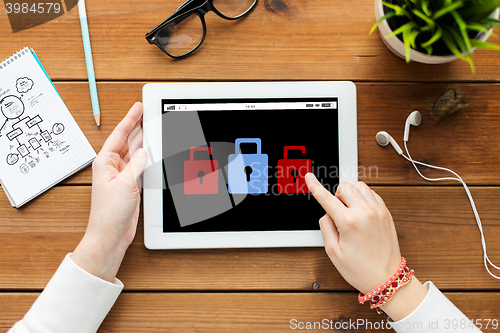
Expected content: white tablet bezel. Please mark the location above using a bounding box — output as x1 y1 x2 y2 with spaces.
143 81 357 249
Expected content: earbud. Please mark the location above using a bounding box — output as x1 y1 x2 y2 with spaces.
376 131 403 155
376 111 421 154
404 111 421 142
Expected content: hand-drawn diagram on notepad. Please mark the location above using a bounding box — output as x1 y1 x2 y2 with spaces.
0 48 96 207
0 77 68 175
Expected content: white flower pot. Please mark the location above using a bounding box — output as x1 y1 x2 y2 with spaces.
374 0 500 64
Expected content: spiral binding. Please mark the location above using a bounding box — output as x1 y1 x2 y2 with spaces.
0 47 30 70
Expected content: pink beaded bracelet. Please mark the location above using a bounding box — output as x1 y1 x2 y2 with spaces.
358 257 415 315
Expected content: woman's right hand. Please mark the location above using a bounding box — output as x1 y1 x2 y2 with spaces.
304 174 427 321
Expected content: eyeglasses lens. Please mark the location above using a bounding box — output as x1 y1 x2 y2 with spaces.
158 14 204 57
212 0 257 18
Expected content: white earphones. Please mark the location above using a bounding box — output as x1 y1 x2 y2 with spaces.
376 110 422 155
377 111 500 280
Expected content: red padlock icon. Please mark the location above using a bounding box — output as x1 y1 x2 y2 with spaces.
277 146 311 194
184 147 219 195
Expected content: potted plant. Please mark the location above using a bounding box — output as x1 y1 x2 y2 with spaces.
371 0 500 72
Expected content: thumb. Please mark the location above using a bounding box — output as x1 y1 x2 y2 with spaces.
119 148 148 187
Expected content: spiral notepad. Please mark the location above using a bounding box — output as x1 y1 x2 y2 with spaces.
0 47 96 207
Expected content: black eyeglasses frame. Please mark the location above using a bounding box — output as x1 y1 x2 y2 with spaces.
145 0 258 58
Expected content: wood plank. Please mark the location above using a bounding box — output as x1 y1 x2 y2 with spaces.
1 186 499 291
1 292 500 332
54 82 500 185
357 82 500 185
3 0 500 82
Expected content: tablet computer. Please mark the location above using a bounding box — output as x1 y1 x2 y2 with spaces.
143 81 357 249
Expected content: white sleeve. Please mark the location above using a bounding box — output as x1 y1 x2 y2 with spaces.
388 281 481 332
8 253 123 333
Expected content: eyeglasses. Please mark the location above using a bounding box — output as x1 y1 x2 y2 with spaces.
145 0 258 58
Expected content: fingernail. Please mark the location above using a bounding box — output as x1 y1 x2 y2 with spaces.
136 148 147 159
305 173 315 181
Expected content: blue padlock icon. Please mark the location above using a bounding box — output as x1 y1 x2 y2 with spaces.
228 138 269 194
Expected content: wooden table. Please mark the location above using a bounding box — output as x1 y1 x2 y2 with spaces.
2 0 500 331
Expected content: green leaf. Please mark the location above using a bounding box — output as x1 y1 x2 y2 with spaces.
421 0 432 17
432 1 464 20
403 28 412 62
467 23 490 34
424 45 433 55
370 11 396 34
407 29 421 49
382 1 410 16
451 10 472 53
459 0 500 22
481 17 500 27
421 26 443 48
445 25 469 54
470 38 500 50
468 58 476 73
413 9 436 29
442 29 476 73
384 21 418 39
442 28 467 60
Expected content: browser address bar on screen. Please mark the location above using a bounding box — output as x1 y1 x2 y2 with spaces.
163 101 338 112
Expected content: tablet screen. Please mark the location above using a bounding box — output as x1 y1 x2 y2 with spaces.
161 98 339 233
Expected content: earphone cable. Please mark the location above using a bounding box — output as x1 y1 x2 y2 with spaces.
402 141 500 280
